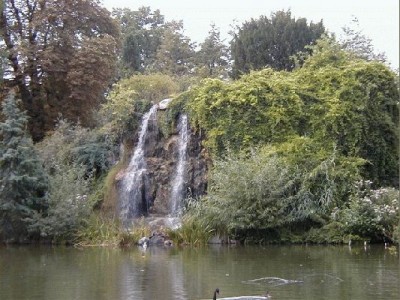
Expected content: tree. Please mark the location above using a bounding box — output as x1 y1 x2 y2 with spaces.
0 0 120 141
151 21 195 76
113 6 166 74
195 24 229 78
0 91 48 241
340 18 386 63
297 37 399 187
230 10 325 77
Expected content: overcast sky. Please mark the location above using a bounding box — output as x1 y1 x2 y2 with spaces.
101 0 399 69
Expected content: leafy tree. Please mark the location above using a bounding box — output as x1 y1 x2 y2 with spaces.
113 6 196 77
195 24 230 78
230 10 325 77
1 0 120 141
297 37 399 186
151 21 195 76
113 6 166 74
186 36 398 186
340 18 386 63
0 92 48 241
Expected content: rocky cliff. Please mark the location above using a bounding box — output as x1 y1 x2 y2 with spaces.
114 105 208 221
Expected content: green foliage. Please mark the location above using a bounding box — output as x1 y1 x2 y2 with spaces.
186 146 360 241
230 10 325 77
338 180 399 242
150 21 195 76
186 151 295 234
27 163 93 242
2 0 120 140
275 138 364 217
166 215 215 246
158 91 189 137
195 24 229 78
186 70 303 155
296 39 399 186
70 132 115 176
113 6 166 75
304 222 349 244
76 215 152 247
37 120 116 177
0 92 48 241
30 120 109 243
186 39 399 186
75 214 123 247
101 74 178 137
181 40 398 242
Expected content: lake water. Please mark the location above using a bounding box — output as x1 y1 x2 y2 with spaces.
0 244 399 299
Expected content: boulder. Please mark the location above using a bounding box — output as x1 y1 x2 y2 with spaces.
158 98 172 110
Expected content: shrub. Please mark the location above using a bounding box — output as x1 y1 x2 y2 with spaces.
339 180 399 242
27 163 93 242
185 150 297 235
31 120 104 242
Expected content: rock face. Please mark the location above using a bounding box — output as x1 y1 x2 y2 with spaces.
116 107 208 220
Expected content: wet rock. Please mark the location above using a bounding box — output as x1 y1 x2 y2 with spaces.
164 240 173 246
138 237 149 246
115 106 209 220
158 98 172 110
149 232 166 246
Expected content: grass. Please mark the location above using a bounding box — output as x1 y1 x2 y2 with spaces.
166 216 215 246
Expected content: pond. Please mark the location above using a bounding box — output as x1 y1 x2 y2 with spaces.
0 244 399 299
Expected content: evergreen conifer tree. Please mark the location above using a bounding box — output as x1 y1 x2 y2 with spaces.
0 91 48 242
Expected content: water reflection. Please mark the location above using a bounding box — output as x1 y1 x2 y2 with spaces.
0 244 398 300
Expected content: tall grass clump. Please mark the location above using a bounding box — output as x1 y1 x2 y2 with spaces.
75 214 122 247
166 215 215 246
123 217 152 246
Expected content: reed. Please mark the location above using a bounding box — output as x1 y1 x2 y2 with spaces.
167 216 214 246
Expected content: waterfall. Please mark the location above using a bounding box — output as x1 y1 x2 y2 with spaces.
170 114 189 215
119 104 158 221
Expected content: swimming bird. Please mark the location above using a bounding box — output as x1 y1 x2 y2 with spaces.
212 288 271 300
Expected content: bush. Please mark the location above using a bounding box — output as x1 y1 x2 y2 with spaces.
27 163 93 243
185 150 298 235
339 180 399 242
31 121 103 243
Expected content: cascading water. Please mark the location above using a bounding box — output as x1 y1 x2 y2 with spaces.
170 114 189 215
119 104 158 221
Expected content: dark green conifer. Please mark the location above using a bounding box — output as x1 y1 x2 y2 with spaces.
0 91 48 242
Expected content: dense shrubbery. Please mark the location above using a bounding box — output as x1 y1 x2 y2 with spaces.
339 180 399 242
182 39 399 244
26 121 108 242
1 35 398 245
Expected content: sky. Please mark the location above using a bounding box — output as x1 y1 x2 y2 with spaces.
101 0 399 70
